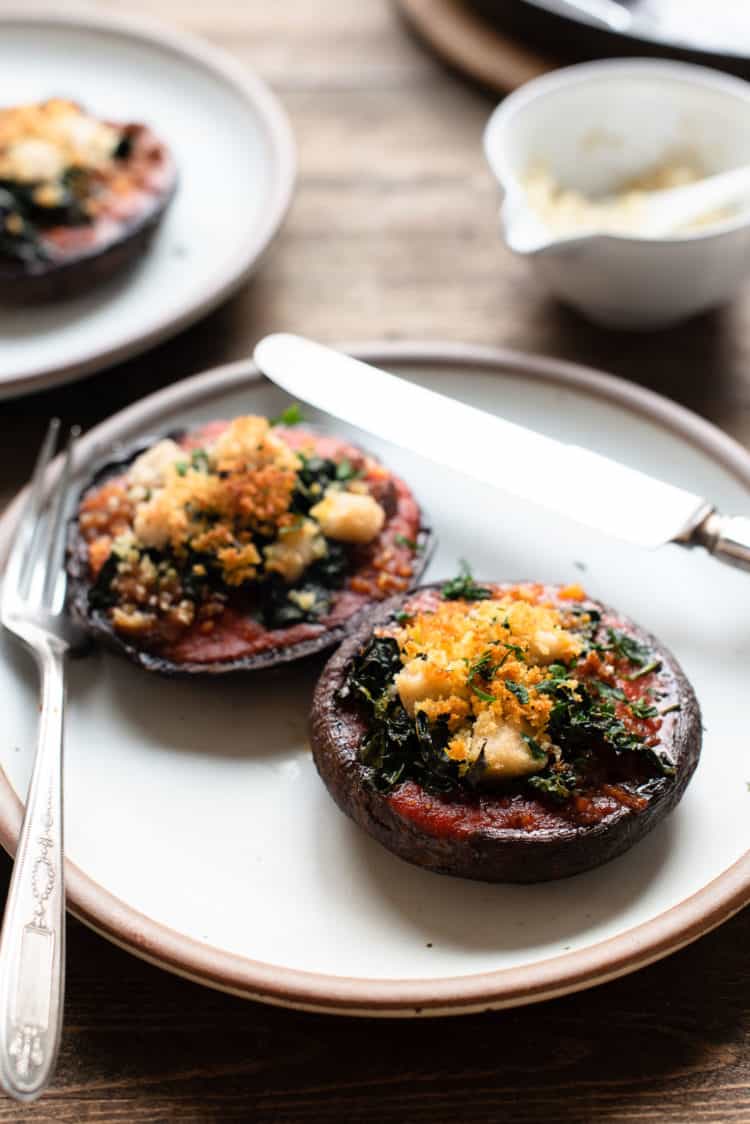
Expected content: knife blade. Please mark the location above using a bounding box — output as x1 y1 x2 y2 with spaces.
253 334 750 571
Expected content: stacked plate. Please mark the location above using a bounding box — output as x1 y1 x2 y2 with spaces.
0 9 295 398
503 0 750 73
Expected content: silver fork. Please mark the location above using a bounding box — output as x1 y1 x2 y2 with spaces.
0 419 82 1102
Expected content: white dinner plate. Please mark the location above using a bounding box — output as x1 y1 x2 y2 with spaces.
0 342 748 1016
0 8 295 399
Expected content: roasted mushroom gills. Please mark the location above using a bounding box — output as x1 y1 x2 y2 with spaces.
346 582 677 808
75 416 422 656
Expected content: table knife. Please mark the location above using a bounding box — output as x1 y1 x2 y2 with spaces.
253 334 750 571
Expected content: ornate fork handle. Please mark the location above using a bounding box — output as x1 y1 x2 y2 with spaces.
0 637 66 1100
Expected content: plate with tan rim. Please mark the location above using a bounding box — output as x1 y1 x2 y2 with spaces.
1 342 749 1016
0 8 295 400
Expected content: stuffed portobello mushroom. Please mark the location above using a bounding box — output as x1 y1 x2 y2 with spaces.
67 413 432 674
310 574 701 883
0 98 176 302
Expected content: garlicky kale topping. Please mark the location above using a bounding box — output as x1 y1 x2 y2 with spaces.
87 552 119 610
290 454 345 515
441 561 491 602
346 635 402 705
0 188 48 265
259 540 349 629
528 768 577 801
345 637 462 794
0 158 108 264
87 440 360 631
541 671 675 786
346 604 675 804
260 579 332 628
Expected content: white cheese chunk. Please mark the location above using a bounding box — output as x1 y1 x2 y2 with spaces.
133 500 172 551
469 712 546 779
0 101 121 183
309 488 385 544
263 519 327 583
529 628 577 665
128 439 183 491
395 658 454 717
4 139 65 183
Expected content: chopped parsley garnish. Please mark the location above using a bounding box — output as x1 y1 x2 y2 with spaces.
505 680 529 705
335 458 362 482
172 449 209 477
522 733 547 761
394 534 419 551
470 684 496 703
628 660 662 681
629 698 659 720
497 642 525 667
592 680 626 702
603 628 649 666
441 561 491 601
537 663 570 694
347 637 459 794
270 403 304 427
190 448 210 473
466 650 496 701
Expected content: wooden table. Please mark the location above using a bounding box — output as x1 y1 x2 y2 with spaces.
1 2 748 1119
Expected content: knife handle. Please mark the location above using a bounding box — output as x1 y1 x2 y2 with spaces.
689 511 750 571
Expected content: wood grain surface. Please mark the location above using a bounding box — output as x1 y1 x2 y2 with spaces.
1 2 749 1119
397 0 553 91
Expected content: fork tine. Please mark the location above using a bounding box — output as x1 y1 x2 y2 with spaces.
41 426 80 609
16 419 61 601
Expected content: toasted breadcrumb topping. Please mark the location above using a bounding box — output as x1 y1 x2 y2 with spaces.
0 99 121 184
383 588 586 779
78 416 402 644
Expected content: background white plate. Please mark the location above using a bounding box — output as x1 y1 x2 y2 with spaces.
0 343 748 1016
0 9 295 399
